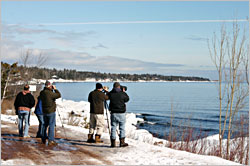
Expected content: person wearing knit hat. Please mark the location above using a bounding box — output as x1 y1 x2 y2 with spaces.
96 83 103 89
87 83 109 143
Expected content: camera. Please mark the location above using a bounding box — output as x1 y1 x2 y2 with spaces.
120 85 127 91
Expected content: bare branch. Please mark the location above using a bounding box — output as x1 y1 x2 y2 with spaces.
35 51 48 67
20 49 32 67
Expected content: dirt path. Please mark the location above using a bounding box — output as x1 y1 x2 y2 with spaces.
1 121 115 165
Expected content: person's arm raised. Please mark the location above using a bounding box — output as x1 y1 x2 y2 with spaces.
51 85 61 99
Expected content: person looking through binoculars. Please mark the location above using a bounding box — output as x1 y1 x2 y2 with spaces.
40 80 61 146
108 82 129 147
87 83 109 143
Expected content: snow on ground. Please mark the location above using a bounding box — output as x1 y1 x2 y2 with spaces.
1 98 241 165
106 139 241 165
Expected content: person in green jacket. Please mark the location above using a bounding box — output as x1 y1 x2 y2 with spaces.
40 80 61 146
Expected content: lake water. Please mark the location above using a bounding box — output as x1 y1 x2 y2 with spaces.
54 82 249 141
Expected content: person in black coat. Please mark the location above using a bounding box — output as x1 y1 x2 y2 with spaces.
108 82 129 147
14 85 35 137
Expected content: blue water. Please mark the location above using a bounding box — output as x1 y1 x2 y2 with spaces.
54 82 249 140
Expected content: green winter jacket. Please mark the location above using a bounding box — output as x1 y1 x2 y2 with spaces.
88 89 109 114
40 87 61 114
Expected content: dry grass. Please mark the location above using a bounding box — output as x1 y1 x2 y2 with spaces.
1 98 16 115
164 114 249 165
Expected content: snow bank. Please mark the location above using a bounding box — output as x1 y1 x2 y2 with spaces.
1 98 245 165
1 97 167 146
55 99 166 145
106 138 241 165
53 99 248 164
2 98 245 149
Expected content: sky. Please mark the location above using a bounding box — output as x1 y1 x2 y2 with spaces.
1 1 249 80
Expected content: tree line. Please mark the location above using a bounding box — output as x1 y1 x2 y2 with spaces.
1 61 209 101
18 65 210 82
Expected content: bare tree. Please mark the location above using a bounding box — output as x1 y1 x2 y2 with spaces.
1 62 19 104
19 49 48 82
208 20 249 160
208 24 227 157
20 49 32 82
225 22 248 159
20 49 31 67
35 51 48 68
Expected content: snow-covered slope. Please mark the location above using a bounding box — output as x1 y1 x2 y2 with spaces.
1 99 241 165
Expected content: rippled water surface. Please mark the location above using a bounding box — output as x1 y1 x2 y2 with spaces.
55 82 249 140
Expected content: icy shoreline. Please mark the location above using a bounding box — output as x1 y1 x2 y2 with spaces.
1 98 246 148
1 98 245 165
23 78 214 85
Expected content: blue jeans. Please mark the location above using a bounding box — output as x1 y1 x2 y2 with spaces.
110 113 126 139
18 110 30 137
36 114 44 138
42 112 56 141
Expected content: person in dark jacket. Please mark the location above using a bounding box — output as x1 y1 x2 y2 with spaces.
40 80 61 146
34 96 44 138
87 83 109 143
14 85 35 137
108 82 129 147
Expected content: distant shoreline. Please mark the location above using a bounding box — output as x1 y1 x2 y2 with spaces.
30 78 216 84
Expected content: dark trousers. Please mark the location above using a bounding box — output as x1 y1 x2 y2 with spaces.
42 112 56 141
36 114 44 138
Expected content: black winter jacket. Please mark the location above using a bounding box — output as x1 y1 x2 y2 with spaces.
88 89 109 114
14 91 35 114
108 88 129 113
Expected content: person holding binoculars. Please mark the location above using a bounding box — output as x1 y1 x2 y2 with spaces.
87 83 109 143
108 82 129 147
40 80 61 146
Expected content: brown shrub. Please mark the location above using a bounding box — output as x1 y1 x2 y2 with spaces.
1 98 15 115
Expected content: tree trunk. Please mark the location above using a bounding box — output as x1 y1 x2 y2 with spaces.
1 74 10 104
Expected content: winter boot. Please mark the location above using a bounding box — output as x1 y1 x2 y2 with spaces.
41 137 46 144
111 138 116 148
48 140 58 146
95 134 103 143
120 137 128 147
87 134 95 143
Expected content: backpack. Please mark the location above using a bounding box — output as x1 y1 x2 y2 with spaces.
34 97 43 115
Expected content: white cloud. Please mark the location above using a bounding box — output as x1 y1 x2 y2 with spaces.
1 23 217 79
1 37 34 63
19 48 183 73
1 41 215 79
2 24 97 49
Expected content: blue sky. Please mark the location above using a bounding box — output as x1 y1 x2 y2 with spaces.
1 1 249 80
